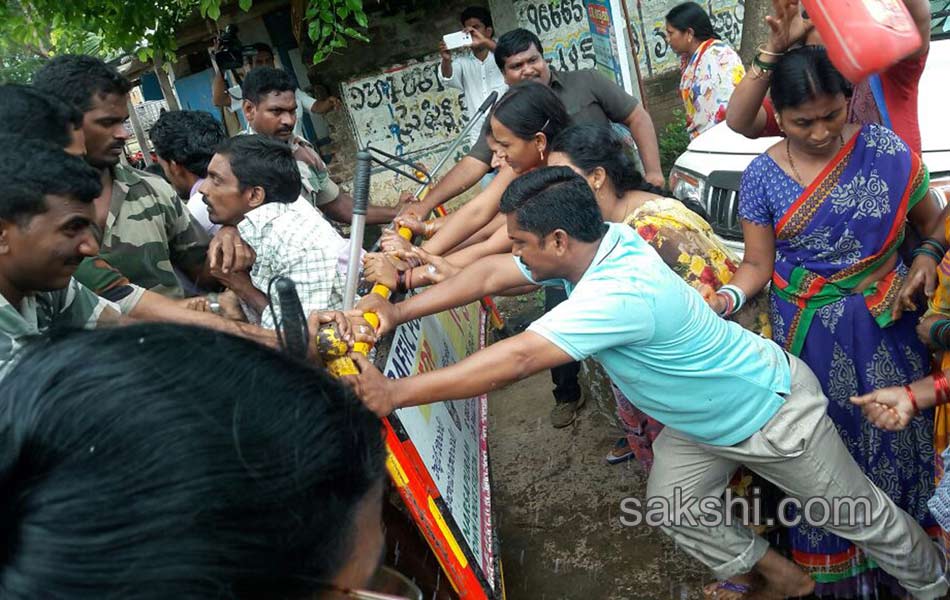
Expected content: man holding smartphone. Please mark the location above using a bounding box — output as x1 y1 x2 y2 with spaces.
439 6 508 151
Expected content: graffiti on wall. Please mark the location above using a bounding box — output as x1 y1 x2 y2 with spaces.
342 0 605 164
343 59 471 157
340 58 475 200
515 0 596 72
626 0 744 78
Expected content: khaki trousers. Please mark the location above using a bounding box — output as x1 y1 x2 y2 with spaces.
646 354 948 598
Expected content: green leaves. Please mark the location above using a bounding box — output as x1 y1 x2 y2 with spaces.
304 0 368 65
0 0 230 66
0 0 368 75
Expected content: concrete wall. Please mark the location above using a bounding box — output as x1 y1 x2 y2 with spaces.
512 0 597 72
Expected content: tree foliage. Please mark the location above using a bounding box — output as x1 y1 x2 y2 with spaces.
0 0 368 75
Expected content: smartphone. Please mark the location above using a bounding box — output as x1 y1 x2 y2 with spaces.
443 30 472 50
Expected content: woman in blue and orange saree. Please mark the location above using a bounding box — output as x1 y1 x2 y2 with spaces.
705 46 945 599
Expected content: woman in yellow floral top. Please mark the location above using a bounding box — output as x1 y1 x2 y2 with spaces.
548 124 771 468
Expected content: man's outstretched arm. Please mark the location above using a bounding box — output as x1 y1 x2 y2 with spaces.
404 156 491 218
355 253 533 336
349 331 572 416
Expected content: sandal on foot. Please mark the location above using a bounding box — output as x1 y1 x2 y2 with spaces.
606 437 636 465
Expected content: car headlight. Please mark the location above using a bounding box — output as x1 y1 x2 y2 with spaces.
669 167 706 206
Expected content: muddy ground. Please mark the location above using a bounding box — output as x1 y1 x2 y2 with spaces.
487 294 710 600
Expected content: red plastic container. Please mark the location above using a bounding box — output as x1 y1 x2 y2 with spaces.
802 0 922 82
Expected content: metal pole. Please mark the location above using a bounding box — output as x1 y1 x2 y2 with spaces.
343 150 372 310
412 90 499 198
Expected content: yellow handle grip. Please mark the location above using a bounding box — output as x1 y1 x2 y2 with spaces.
323 224 415 367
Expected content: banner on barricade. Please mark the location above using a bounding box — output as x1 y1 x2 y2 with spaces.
380 301 500 598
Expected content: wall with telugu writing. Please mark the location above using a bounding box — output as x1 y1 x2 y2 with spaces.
625 0 745 79
335 0 603 203
340 57 473 203
306 0 488 203
344 62 469 158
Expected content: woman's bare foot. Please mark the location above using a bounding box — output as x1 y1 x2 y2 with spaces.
702 573 758 599
749 549 815 599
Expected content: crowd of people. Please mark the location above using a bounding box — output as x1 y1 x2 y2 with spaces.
2 0 950 598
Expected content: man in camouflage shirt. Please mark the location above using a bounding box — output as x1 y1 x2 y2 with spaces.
240 67 400 225
0 137 123 377
33 55 212 300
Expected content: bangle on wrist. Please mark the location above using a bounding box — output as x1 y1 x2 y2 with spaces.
934 320 950 351
905 385 919 414
923 237 947 251
757 44 785 57
715 290 734 317
913 247 943 263
930 319 950 350
933 368 950 406
405 267 413 291
921 238 947 259
753 55 777 72
749 63 771 80
718 284 746 316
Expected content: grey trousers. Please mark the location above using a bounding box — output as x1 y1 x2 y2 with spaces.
646 354 948 598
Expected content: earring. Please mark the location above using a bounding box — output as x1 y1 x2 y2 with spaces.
539 148 545 162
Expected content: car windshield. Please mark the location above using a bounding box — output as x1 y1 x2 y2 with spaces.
933 0 950 39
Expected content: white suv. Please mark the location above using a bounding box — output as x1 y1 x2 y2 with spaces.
669 32 950 256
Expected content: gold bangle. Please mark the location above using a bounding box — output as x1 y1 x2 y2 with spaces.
757 44 784 57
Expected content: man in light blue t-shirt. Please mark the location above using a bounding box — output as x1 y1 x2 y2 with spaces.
351 168 947 598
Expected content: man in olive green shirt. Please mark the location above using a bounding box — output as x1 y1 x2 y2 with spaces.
240 67 400 225
0 136 123 377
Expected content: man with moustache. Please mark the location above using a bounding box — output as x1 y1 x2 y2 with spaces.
32 55 214 300
0 136 123 377
198 135 348 326
240 67 400 224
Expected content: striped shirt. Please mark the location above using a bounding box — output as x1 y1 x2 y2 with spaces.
237 197 348 327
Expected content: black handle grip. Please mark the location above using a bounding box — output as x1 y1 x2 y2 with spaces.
477 90 499 114
274 276 309 357
352 150 372 216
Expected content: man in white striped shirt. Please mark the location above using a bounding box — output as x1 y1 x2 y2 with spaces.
199 134 347 328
